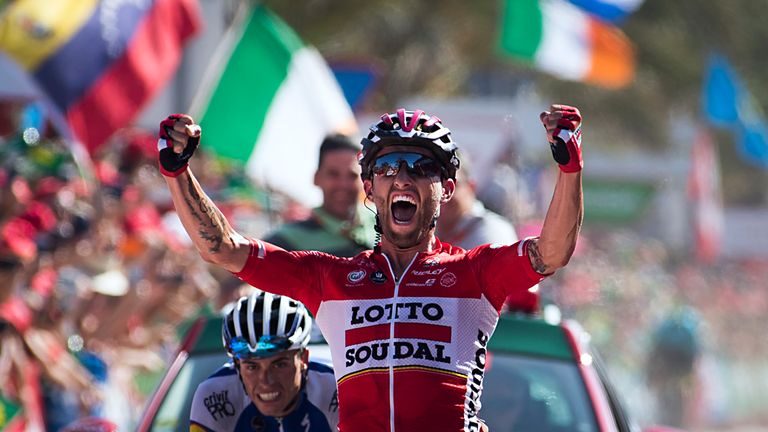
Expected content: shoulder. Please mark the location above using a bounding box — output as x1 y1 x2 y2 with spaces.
308 360 335 376
193 364 243 401
303 362 340 430
195 364 238 391
264 218 321 248
306 360 338 394
191 364 251 428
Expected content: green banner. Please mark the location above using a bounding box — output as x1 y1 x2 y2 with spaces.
583 180 656 224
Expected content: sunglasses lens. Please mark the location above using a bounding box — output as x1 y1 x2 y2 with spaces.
229 335 292 359
371 154 401 177
372 153 442 178
229 337 250 358
412 158 442 178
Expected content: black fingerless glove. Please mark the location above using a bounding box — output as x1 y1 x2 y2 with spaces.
158 114 199 177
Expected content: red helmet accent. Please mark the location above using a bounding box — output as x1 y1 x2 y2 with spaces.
359 109 460 180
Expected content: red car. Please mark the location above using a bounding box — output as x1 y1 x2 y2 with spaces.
481 309 684 432
137 309 683 432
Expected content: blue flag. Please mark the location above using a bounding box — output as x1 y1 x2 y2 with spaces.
567 0 644 23
702 54 768 168
703 55 739 126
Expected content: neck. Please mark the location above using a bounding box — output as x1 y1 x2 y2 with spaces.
379 233 438 280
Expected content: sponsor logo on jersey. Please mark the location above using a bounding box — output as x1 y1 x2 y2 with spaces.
204 390 236 420
345 302 452 367
370 270 387 284
329 389 339 412
347 270 366 284
440 272 457 287
250 416 266 431
406 278 436 287
346 340 451 366
350 302 444 325
464 329 490 432
412 267 446 276
423 257 440 267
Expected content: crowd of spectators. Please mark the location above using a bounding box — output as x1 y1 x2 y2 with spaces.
0 104 276 430
1 103 767 430
543 227 768 428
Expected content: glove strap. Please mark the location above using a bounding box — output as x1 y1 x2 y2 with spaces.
158 114 197 177
551 125 583 173
157 138 189 177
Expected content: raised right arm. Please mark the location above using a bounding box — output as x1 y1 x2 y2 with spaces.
159 114 250 273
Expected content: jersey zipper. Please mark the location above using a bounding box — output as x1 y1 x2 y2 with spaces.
380 252 419 432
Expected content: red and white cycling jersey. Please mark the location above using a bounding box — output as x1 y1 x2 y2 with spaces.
234 237 544 432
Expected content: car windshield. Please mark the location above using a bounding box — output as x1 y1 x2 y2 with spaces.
481 353 599 432
149 351 229 432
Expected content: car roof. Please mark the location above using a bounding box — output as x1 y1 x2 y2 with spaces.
487 313 577 362
177 313 225 354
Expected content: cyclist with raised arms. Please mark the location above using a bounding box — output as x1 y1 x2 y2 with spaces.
160 105 584 432
190 290 338 431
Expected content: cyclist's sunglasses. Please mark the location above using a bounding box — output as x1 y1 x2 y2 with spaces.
371 152 444 179
229 335 292 359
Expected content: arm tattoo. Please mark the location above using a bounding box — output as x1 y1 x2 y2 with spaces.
527 241 548 274
184 176 225 254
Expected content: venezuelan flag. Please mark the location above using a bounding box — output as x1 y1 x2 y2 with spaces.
0 0 201 153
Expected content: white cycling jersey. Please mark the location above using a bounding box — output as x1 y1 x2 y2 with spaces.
190 360 338 432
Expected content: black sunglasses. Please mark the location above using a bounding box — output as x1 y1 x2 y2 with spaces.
371 152 443 179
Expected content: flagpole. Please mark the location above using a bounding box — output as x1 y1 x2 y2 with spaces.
187 1 251 117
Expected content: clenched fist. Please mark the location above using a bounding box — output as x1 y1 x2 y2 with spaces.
157 113 201 177
540 105 582 173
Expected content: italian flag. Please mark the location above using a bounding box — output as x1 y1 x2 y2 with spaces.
499 0 635 88
191 5 356 204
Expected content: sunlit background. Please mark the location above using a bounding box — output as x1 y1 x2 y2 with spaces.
1 0 767 430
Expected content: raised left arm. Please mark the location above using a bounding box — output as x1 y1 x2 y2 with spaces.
528 104 584 274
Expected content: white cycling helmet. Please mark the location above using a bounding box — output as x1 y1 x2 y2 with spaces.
222 290 312 359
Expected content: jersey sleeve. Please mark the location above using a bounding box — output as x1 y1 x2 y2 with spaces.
471 238 546 310
190 380 222 432
305 361 340 431
233 238 333 314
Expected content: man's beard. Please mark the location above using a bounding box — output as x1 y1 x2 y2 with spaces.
381 201 439 249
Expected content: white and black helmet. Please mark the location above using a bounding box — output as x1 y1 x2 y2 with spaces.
222 290 312 359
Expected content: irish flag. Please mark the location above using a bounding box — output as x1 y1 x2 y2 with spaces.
191 5 356 205
499 0 635 88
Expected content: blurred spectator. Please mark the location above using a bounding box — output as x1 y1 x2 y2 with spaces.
264 134 375 256
436 153 518 248
2 104 768 429
645 306 703 429
435 155 539 312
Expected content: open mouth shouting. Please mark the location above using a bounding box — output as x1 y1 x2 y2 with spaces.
391 193 418 225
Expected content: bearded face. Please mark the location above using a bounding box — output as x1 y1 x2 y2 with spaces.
364 146 454 249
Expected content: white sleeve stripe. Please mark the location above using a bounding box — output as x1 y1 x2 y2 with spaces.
256 240 266 259
518 237 536 256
